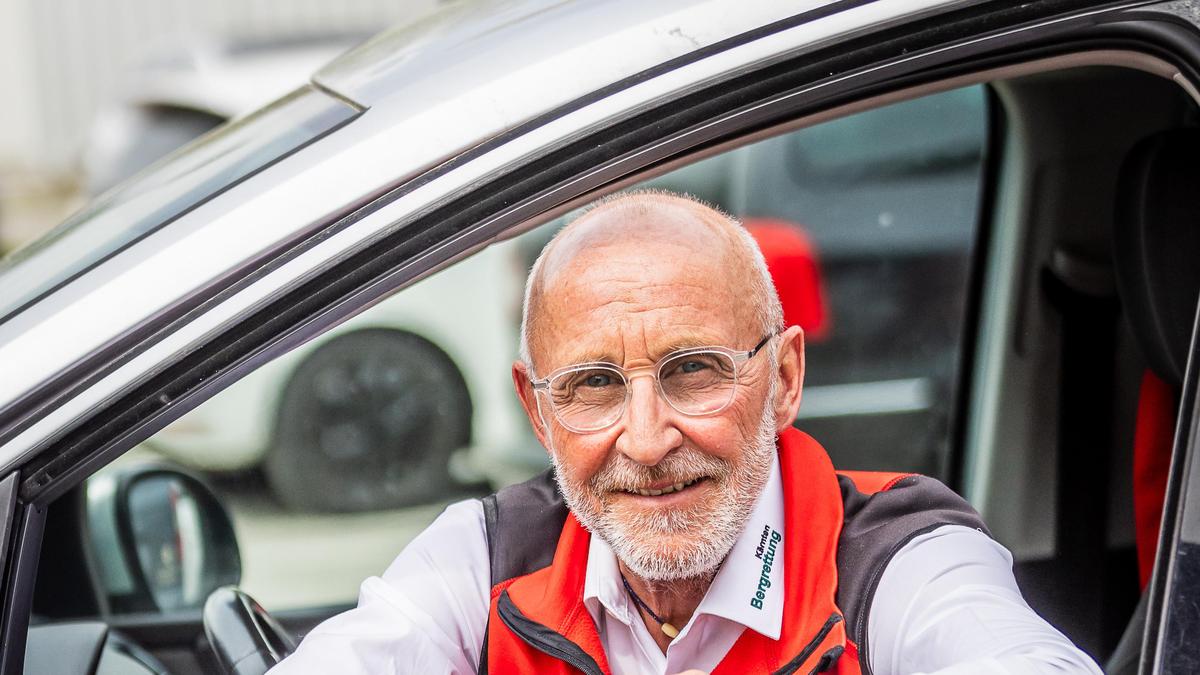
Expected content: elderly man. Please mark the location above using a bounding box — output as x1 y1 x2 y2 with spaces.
273 192 1100 674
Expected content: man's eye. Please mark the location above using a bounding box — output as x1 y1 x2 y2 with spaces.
665 359 712 377
583 373 614 387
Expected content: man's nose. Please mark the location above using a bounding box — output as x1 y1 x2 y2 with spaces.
614 373 682 466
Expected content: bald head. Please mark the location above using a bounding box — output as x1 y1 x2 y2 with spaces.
520 191 783 375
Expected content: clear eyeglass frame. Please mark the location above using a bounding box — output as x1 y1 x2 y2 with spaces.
530 334 774 433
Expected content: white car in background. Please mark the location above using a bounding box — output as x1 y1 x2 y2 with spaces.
83 38 542 511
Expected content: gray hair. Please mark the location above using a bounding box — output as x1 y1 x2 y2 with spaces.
518 191 784 377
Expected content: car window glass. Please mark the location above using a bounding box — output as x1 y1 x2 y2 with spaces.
55 85 986 616
533 85 987 477
734 86 986 477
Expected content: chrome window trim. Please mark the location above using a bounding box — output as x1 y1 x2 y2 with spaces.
0 86 362 325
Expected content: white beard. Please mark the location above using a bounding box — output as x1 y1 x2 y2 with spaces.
549 391 778 582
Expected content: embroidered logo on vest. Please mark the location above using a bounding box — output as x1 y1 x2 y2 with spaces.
751 525 782 609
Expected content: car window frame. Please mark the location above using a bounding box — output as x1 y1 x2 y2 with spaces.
1144 300 1200 674
3 2 1200 672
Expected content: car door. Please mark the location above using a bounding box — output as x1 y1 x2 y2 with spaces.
6 1 1200 673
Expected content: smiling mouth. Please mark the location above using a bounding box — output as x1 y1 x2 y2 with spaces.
627 477 704 497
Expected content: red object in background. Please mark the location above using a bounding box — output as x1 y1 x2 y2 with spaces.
744 217 830 341
1134 369 1177 589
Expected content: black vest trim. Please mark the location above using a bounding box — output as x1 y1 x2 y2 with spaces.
770 612 843 675
482 468 567 589
835 473 989 674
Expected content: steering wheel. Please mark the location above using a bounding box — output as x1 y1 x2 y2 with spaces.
204 586 296 675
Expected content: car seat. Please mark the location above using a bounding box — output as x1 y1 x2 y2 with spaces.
1105 128 1200 675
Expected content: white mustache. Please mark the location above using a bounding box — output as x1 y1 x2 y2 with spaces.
590 448 731 495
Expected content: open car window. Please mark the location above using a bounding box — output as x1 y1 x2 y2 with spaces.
37 84 988 617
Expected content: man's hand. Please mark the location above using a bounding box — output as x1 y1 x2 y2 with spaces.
671 670 709 675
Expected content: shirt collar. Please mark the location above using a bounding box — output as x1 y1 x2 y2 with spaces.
582 449 786 640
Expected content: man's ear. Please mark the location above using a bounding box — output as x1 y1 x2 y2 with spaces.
772 325 805 432
513 361 553 452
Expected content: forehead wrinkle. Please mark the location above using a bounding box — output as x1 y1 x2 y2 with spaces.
536 258 753 367
544 298 718 367
526 193 767 371
538 198 732 284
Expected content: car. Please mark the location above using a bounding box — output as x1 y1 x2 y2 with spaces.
2 0 1200 673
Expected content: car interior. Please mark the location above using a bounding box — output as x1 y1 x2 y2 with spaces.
972 63 1199 673
15 56 1200 675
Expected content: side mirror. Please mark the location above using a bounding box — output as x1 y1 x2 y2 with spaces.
85 462 241 614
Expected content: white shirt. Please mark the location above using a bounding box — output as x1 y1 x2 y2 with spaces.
270 455 1101 675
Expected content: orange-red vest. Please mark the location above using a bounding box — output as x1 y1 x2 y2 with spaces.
481 428 985 674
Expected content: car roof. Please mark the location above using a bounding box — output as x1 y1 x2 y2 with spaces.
317 0 824 108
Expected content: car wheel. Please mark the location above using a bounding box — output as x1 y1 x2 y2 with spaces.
263 328 473 512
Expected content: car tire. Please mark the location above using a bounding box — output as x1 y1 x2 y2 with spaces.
263 328 473 512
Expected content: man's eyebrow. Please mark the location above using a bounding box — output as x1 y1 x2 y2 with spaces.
555 336 717 368
562 349 618 365
662 336 720 350
652 336 725 359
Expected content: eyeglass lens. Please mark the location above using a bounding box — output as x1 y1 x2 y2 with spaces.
546 351 738 431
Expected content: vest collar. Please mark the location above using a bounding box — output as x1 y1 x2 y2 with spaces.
711 428 850 673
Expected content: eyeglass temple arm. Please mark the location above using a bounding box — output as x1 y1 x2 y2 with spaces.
747 333 773 357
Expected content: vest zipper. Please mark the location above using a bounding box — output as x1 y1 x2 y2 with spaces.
497 591 605 675
807 645 844 674
770 612 843 675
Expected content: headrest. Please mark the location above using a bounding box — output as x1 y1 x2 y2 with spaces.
744 217 829 341
1114 129 1200 388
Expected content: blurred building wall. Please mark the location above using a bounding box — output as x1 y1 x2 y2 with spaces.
0 0 435 173
0 0 437 251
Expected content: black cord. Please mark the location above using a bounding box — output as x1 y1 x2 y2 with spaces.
620 574 679 639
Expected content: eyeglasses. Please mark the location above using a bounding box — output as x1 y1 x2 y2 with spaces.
531 334 773 433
